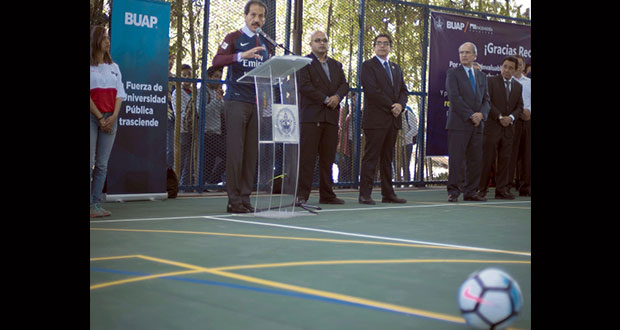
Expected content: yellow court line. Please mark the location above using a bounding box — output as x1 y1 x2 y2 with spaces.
90 227 531 256
137 255 477 324
90 255 142 262
90 269 204 290
91 255 530 326
212 259 531 272
207 267 467 324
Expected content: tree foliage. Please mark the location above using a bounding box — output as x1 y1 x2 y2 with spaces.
91 0 529 83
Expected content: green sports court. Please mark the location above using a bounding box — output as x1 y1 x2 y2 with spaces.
90 187 531 329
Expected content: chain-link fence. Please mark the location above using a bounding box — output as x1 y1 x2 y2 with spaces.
92 0 530 193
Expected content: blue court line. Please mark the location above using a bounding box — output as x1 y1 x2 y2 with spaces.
90 267 462 324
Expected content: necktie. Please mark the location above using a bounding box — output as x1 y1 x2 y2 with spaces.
468 68 476 94
383 61 393 85
504 80 511 101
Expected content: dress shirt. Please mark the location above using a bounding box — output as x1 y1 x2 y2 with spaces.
314 54 333 105
514 74 531 112
464 66 475 84
501 77 515 123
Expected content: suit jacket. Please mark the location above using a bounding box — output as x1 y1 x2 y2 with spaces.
445 65 491 132
486 75 523 137
298 52 349 125
360 56 408 130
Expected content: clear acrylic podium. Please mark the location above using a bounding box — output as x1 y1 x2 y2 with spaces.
237 55 312 218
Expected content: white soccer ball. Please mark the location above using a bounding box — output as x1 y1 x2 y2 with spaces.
457 267 523 329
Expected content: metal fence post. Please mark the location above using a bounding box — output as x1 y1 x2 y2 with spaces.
196 0 212 193
415 5 430 187
353 0 366 190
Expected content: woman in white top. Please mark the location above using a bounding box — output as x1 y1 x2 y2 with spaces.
90 25 126 217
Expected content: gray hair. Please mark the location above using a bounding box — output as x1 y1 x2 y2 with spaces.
459 42 477 55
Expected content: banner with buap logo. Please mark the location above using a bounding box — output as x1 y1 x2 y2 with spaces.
426 11 531 156
107 0 170 200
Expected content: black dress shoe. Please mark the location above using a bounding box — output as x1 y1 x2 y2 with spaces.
358 196 376 205
495 191 515 200
242 203 255 212
319 197 345 204
464 194 487 202
381 195 406 203
448 194 459 202
227 204 250 213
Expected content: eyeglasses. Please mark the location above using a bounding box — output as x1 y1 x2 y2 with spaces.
375 41 391 47
313 38 328 43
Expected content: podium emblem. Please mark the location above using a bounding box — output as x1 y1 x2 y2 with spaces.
272 104 299 143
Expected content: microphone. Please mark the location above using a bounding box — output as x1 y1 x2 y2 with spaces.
255 27 278 46
255 27 297 55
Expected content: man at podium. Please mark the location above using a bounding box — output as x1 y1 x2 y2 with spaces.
295 31 349 205
212 0 272 213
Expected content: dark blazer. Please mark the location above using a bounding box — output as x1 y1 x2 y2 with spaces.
360 56 408 130
445 65 490 132
486 75 523 136
298 52 349 125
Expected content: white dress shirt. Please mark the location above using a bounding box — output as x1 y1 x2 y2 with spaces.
514 74 531 112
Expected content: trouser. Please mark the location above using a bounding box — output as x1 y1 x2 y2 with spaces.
508 118 531 194
479 128 514 195
447 129 483 197
224 100 258 207
90 112 118 204
359 125 398 198
297 122 338 200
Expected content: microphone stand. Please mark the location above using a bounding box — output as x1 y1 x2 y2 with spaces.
256 28 298 56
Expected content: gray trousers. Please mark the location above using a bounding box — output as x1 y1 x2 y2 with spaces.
224 100 258 206
447 129 483 198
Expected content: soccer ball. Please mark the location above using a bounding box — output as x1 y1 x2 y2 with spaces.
457 268 523 329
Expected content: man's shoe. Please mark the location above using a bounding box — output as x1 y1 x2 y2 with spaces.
242 203 255 212
464 194 487 202
495 191 515 200
358 196 376 205
319 197 345 204
381 195 406 203
227 204 250 213
448 194 459 202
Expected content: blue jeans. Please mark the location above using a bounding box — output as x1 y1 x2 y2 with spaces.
90 112 118 204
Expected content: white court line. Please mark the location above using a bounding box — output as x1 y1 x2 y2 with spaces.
200 215 531 257
90 201 531 257
89 200 530 224
319 200 530 213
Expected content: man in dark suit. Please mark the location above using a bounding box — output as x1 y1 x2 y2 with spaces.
358 34 408 205
296 31 349 205
479 56 523 199
445 42 491 202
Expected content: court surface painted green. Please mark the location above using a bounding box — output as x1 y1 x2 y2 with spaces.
90 187 531 330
